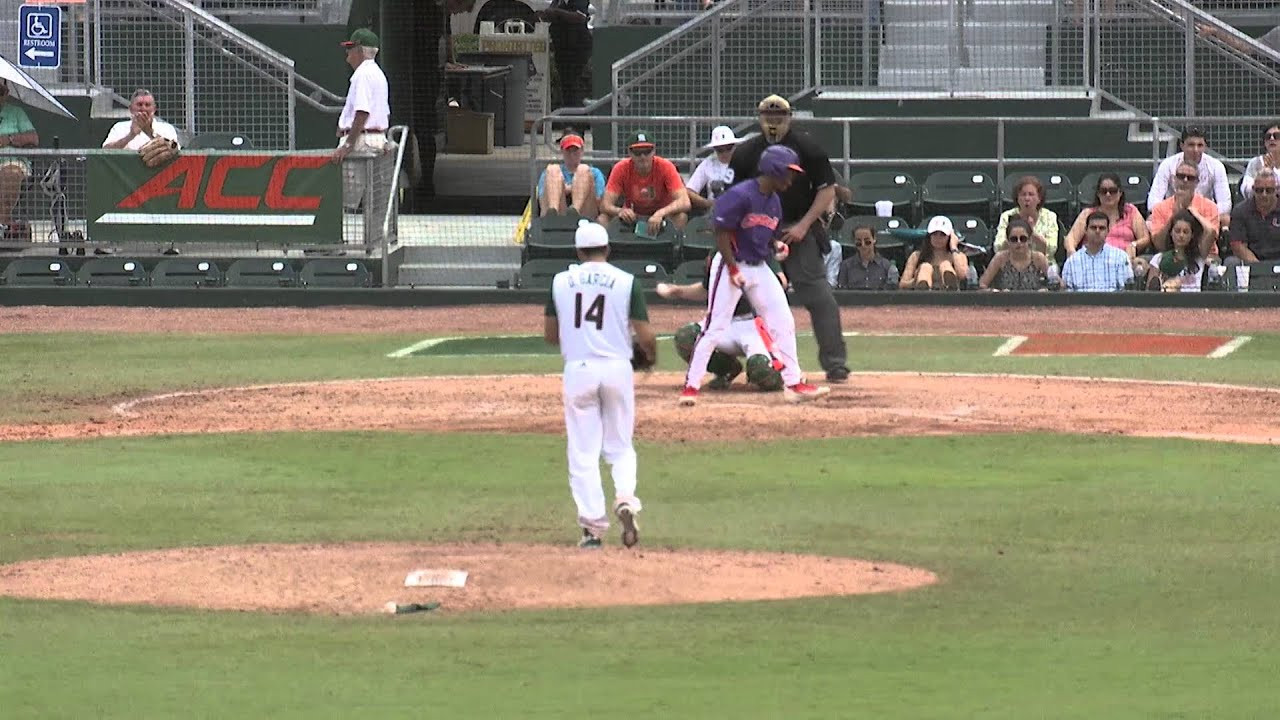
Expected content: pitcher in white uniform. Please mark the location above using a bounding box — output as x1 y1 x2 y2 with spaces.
545 221 657 548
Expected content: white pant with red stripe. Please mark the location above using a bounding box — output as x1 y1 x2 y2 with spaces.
685 253 803 389
563 357 642 534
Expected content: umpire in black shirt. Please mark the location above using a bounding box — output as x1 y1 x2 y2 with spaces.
729 94 850 382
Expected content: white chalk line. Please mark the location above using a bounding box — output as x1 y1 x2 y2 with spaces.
992 336 1028 357
1209 335 1253 359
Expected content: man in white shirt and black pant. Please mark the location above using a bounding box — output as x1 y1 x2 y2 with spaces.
332 27 395 223
102 89 181 151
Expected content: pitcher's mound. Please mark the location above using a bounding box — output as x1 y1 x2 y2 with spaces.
0 542 937 615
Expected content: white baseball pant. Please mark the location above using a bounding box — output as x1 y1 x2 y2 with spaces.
562 357 643 534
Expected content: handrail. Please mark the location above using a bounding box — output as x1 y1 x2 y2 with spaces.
382 126 410 287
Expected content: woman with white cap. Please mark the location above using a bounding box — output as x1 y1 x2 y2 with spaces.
684 125 742 213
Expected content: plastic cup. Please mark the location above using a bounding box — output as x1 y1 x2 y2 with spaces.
1235 265 1251 292
874 200 894 217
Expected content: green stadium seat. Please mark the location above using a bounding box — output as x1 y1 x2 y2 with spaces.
1077 172 1152 217
921 171 998 221
672 258 707 285
613 259 670 289
917 214 990 247
680 213 717 261
300 259 372 288
524 211 582 260
225 258 297 288
1 258 75 286
76 257 148 287
517 258 572 289
1000 170 1075 219
845 171 919 224
605 216 677 262
186 132 254 150
151 258 222 288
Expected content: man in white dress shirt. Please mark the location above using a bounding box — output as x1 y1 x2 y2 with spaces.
101 89 181 151
1147 126 1231 222
332 28 395 214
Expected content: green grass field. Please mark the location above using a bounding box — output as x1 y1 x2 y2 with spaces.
2 330 1278 717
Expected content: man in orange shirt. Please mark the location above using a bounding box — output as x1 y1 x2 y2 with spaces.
599 131 690 231
1148 160 1220 258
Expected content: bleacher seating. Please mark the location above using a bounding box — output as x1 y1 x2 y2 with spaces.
680 213 716 262
612 260 670 289
672 259 706 285
517 258 573 289
1000 171 1076 219
524 212 582 261
77 258 148 287
1 258 76 286
225 258 297 288
151 258 223 288
845 171 920 224
605 216 678 263
1077 172 1153 217
922 171 999 220
300 259 372 288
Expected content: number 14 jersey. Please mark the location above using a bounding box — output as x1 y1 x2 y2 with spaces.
547 261 649 363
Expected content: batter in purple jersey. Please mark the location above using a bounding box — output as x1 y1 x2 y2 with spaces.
679 145 830 405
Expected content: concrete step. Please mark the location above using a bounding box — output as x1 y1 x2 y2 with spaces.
397 262 519 288
884 20 1049 46
884 0 1057 23
880 43 1046 70
399 244 523 265
877 66 1047 90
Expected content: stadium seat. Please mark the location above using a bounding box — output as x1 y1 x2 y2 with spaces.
76 258 148 287
300 259 372 288
186 132 254 150
613 259 670 289
917 215 991 247
151 258 222 288
679 213 716 261
1 258 76 286
517 258 572 289
1000 170 1075 218
672 259 707 285
921 171 998 221
1077 172 1152 217
225 258 297 288
845 171 920 224
606 216 677 263
524 211 582 260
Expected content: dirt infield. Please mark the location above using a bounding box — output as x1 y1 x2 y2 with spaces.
2 305 1277 616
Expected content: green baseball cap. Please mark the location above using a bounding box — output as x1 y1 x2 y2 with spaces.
628 131 656 149
341 28 380 48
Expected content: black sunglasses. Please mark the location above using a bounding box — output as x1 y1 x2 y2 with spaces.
1176 173 1198 181
853 239 874 246
1007 235 1030 243
1256 186 1278 195
1097 186 1120 195
1265 131 1280 141
630 148 654 157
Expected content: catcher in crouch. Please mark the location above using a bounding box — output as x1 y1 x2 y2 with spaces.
102 88 182 167
656 251 789 393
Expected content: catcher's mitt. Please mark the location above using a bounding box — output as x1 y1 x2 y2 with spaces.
631 342 655 371
139 137 180 168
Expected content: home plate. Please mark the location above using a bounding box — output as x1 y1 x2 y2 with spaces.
404 569 469 588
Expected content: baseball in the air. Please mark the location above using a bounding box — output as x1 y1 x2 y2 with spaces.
655 282 674 299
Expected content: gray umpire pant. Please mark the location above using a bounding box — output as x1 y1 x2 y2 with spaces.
782 224 848 374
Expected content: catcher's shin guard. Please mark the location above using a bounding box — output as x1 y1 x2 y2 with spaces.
746 353 784 391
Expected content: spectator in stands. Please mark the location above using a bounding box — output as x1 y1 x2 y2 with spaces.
1227 168 1280 266
1147 127 1231 222
1145 210 1207 292
541 0 593 135
979 218 1050 291
1065 172 1151 271
1240 122 1280 199
0 79 37 241
837 225 898 290
332 28 394 214
600 131 689 230
102 89 180 151
901 216 968 290
1197 22 1280 57
729 94 849 382
995 175 1059 256
1148 161 1219 259
685 125 741 214
1061 211 1133 292
538 134 604 218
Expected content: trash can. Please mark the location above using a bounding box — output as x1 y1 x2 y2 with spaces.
459 51 528 147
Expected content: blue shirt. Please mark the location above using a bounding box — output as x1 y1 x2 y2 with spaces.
1062 243 1134 291
712 178 782 264
537 163 605 199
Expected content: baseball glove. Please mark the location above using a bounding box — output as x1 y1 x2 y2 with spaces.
139 137 180 168
631 342 655 371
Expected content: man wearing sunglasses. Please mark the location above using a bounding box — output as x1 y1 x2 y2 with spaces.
836 225 899 290
685 125 742 213
0 79 38 242
599 131 690 231
1227 169 1280 266
1148 161 1220 258
1147 126 1231 223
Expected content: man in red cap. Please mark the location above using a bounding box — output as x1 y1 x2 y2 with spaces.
600 131 689 230
538 134 605 218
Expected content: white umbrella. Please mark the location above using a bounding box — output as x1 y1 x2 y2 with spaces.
0 54 75 119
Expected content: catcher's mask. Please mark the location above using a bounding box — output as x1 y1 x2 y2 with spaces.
757 94 792 144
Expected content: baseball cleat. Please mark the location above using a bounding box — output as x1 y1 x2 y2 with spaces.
678 386 699 406
616 504 640 548
784 382 830 403
706 359 743 391
578 529 603 549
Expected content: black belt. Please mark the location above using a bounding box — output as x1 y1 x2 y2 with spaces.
340 129 386 136
740 259 766 266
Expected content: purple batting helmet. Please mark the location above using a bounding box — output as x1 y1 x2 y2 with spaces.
757 144 804 180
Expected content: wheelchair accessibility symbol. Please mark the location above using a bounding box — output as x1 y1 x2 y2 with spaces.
26 12 54 39
18 5 61 69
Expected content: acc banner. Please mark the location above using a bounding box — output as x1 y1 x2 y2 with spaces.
88 152 341 244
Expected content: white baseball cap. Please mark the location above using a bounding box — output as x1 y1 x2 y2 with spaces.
926 216 954 236
704 125 742 149
575 220 609 249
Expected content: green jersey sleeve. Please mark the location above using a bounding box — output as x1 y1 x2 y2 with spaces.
629 278 648 321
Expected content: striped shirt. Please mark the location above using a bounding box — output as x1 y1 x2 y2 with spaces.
1062 243 1133 292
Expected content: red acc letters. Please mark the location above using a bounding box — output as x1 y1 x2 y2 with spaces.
117 155 328 211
